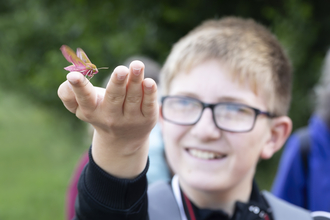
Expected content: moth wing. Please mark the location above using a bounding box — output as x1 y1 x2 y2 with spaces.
60 45 86 68
76 48 92 64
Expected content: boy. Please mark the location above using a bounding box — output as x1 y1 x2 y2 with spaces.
58 17 328 219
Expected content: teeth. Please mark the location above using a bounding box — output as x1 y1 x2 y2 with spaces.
189 149 224 160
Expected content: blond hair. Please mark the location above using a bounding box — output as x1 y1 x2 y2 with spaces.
160 17 292 116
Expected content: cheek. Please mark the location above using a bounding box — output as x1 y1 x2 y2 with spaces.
246 129 270 162
162 122 188 144
228 128 266 168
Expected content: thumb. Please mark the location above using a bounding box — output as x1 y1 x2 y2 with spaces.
66 72 98 111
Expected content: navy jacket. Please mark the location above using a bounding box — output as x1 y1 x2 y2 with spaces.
272 114 330 212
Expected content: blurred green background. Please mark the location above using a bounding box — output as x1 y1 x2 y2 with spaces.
0 0 329 219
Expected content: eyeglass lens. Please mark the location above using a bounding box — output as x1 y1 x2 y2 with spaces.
162 96 257 132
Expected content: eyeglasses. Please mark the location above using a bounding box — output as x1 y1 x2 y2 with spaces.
161 96 275 133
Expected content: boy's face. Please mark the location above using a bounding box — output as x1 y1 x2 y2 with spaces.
160 59 274 194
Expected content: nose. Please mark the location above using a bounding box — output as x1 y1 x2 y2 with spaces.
190 108 221 141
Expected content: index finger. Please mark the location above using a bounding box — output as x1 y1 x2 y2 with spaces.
103 66 129 115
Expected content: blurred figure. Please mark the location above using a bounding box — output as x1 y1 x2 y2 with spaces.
65 56 171 220
272 49 330 212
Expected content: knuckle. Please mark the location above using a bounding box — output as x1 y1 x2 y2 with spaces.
106 94 126 104
81 110 94 119
130 76 142 83
63 103 77 114
126 95 142 104
111 78 125 85
76 108 93 120
59 94 73 104
144 100 157 109
103 117 121 129
75 110 84 120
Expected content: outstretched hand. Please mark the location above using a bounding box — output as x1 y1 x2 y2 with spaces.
58 61 159 178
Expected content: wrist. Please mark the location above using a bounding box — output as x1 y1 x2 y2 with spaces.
91 129 150 179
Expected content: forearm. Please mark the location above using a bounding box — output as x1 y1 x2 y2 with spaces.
74 147 149 220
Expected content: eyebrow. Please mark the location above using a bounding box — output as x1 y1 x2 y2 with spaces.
172 92 249 104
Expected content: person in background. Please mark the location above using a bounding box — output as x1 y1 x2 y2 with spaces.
65 56 171 220
272 49 330 214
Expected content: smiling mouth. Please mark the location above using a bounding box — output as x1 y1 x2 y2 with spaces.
187 149 226 160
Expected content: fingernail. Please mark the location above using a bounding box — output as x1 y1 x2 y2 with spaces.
144 80 153 89
132 67 141 76
116 72 127 80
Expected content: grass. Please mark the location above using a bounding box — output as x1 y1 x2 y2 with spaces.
0 90 90 220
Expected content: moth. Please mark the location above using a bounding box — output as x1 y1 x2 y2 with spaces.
60 45 108 80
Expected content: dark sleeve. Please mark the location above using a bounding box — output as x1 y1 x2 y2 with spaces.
74 147 149 220
271 133 307 208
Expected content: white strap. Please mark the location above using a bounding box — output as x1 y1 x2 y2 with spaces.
171 175 188 220
311 211 330 218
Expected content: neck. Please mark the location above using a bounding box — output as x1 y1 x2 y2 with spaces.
179 175 253 216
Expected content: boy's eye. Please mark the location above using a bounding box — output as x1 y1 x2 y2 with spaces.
178 99 191 106
231 105 252 115
215 104 254 119
169 98 199 109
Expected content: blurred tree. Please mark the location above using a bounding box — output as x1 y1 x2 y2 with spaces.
0 0 329 129
2 2 330 217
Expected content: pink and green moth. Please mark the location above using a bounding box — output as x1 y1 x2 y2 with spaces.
60 45 107 80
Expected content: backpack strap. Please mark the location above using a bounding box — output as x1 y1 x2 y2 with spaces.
148 181 182 220
295 127 311 174
262 191 312 220
295 126 310 209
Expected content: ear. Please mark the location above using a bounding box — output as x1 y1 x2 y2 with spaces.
260 116 292 159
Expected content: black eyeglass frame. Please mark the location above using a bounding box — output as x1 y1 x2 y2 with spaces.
161 96 276 133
